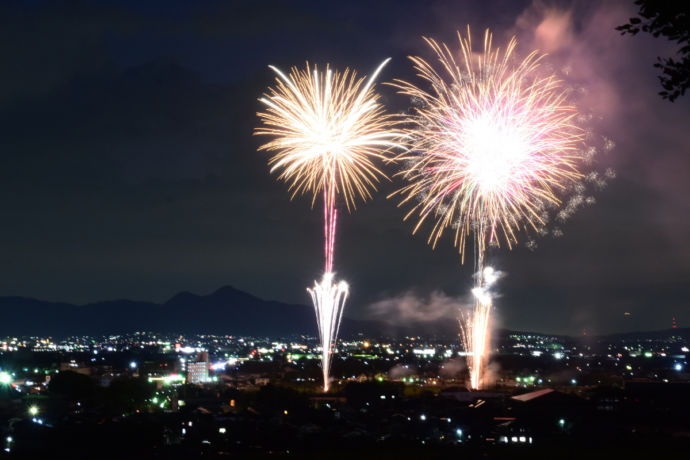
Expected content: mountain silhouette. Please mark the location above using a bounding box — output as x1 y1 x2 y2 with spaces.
0 286 391 337
0 287 685 340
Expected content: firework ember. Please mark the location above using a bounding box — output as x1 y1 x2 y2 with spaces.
392 28 585 389
256 59 402 391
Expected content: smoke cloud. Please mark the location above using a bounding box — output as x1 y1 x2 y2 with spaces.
366 290 469 326
388 364 417 379
482 361 502 388
513 1 622 118
368 268 506 328
439 359 466 378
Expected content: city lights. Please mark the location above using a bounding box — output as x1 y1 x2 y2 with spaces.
0 328 685 455
0 372 12 385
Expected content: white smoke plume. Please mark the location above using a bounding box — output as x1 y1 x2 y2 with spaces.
367 290 468 325
439 359 466 378
388 364 418 379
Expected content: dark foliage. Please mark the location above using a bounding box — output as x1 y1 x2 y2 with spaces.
617 1 690 101
48 370 97 401
342 381 404 407
105 376 156 413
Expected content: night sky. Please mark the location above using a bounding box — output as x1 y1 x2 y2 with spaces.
0 0 688 335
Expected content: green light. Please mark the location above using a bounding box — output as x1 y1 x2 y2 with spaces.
644 352 653 358
0 372 12 385
152 397 158 404
558 418 565 427
29 406 38 416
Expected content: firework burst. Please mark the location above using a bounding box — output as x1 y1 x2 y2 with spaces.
392 28 583 260
256 59 402 214
392 28 585 389
256 59 402 391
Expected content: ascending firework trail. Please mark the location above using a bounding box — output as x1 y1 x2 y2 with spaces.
391 28 587 390
256 59 403 392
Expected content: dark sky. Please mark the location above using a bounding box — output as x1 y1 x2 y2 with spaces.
0 0 688 335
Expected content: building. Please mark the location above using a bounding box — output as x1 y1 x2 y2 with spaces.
186 352 209 384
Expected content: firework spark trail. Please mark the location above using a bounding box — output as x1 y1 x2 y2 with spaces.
461 266 497 389
392 28 585 389
314 169 340 392
324 173 337 273
308 273 348 392
256 59 402 391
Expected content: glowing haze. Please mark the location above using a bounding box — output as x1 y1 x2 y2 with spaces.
392 28 586 389
256 59 402 391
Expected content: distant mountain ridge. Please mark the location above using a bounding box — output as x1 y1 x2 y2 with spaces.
0 286 395 338
0 287 687 340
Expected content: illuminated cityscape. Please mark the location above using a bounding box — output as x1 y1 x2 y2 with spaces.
0 329 687 455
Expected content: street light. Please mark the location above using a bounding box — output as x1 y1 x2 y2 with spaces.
0 372 11 385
